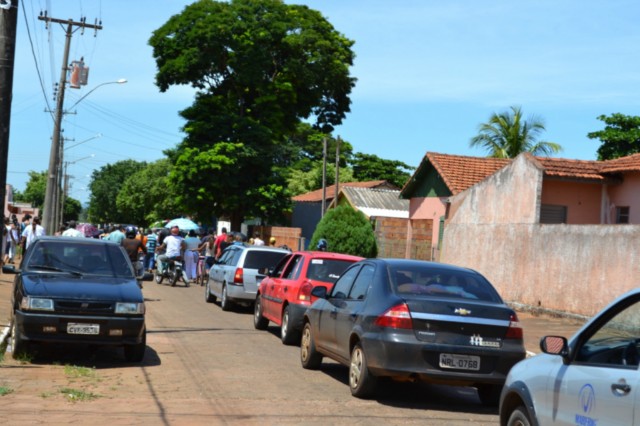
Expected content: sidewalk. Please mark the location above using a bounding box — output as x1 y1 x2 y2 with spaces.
0 269 586 355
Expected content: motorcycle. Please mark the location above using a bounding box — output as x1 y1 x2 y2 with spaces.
154 257 190 287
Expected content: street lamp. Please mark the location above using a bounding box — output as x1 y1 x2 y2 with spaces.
43 78 127 234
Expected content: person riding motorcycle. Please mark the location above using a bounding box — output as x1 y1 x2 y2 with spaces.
317 238 328 252
156 225 186 275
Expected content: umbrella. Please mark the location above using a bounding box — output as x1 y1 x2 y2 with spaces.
164 218 200 231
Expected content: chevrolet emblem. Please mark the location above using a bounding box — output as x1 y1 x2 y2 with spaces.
454 308 471 316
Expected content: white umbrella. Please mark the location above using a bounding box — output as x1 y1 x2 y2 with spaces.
164 218 200 231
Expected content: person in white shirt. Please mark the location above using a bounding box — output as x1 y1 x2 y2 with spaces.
253 232 265 246
156 225 186 275
21 216 46 253
61 220 84 238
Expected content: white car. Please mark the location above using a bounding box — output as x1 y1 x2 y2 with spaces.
500 289 640 426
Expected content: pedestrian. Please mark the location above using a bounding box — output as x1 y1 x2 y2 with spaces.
184 229 201 282
213 227 228 259
21 216 45 253
144 229 158 272
198 230 216 276
7 217 18 264
216 232 233 258
62 220 84 238
269 237 276 247
105 225 125 244
122 226 147 278
253 232 265 246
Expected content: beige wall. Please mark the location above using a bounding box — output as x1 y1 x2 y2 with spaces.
408 196 446 249
608 172 640 223
541 180 602 224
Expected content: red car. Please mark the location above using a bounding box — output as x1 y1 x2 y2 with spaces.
254 251 363 344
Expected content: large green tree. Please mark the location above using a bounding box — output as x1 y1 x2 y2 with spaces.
587 113 640 160
470 106 562 158
350 153 413 188
19 171 47 210
149 0 355 229
87 160 147 224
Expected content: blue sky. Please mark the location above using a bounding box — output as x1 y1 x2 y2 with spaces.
8 1 640 205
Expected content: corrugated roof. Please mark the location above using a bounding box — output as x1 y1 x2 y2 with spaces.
292 180 392 202
339 186 409 218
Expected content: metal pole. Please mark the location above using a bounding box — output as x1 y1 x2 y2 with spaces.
0 0 19 221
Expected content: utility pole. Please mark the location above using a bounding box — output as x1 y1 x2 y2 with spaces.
39 14 101 234
321 137 327 217
334 136 341 206
0 0 19 221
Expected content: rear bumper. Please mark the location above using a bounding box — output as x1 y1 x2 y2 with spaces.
226 284 256 303
15 310 145 346
361 332 525 386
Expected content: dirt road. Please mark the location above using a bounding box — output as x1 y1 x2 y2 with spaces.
0 273 585 425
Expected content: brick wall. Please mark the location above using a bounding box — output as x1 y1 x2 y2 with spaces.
375 217 432 259
260 226 303 251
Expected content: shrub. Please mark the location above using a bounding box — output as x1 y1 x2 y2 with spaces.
310 205 377 258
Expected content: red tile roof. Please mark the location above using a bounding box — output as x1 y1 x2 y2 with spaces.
292 180 391 202
419 152 640 195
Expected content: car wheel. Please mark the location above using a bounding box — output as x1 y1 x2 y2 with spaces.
154 269 163 284
205 278 217 303
349 342 378 399
506 405 532 426
254 296 269 330
477 383 502 406
10 318 28 360
220 285 233 311
280 305 300 345
124 328 146 363
300 322 322 370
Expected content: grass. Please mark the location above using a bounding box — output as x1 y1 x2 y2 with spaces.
14 352 33 364
64 365 98 380
0 386 13 396
59 388 99 402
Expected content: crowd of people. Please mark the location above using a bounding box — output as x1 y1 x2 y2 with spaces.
1 216 283 284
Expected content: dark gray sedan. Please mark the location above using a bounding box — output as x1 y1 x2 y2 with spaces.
300 258 526 402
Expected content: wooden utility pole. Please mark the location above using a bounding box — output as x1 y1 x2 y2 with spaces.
39 15 101 234
321 137 327 217
0 0 19 221
334 136 341 205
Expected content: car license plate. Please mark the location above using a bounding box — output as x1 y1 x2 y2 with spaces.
67 323 100 335
439 353 480 371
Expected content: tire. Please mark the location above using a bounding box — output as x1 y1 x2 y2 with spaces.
182 270 190 287
280 305 300 345
506 405 532 426
476 383 502 406
205 278 217 303
220 285 233 311
254 296 269 330
349 343 378 398
300 322 322 369
10 318 28 360
124 328 146 362
170 268 178 287
154 270 163 284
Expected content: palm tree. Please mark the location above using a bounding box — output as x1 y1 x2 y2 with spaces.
470 106 562 158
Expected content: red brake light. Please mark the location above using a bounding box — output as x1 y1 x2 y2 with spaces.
298 281 313 302
505 313 523 339
233 268 243 284
374 303 413 329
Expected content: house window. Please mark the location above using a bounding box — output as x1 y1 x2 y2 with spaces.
540 204 567 224
616 206 630 224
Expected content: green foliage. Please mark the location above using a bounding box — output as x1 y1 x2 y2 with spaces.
62 197 82 223
470 106 562 158
587 113 640 160
350 152 413 188
149 0 355 226
87 160 147 224
116 159 182 227
20 171 47 210
287 164 354 196
310 205 377 258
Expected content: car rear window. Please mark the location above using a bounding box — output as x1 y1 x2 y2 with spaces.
243 250 288 270
306 259 356 283
391 265 502 303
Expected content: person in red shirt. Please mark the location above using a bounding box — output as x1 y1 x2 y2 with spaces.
213 227 228 259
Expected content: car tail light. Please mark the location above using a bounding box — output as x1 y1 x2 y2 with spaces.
374 303 413 329
298 281 313 302
233 268 243 284
505 313 523 339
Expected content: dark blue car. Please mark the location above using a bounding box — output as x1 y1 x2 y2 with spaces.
300 258 526 402
10 237 146 362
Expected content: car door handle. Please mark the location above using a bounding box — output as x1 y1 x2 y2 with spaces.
612 382 631 395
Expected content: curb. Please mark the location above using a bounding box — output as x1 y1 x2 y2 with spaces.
0 324 10 352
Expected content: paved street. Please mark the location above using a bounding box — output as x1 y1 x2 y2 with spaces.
0 270 585 425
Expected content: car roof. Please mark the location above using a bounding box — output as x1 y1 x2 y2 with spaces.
34 236 119 246
291 251 364 261
366 258 480 274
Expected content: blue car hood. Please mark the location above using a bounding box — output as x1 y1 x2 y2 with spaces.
21 272 143 303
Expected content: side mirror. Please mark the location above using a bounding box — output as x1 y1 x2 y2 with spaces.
540 335 570 362
310 286 328 299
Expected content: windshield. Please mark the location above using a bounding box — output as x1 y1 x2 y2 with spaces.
306 258 355 283
24 240 134 278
